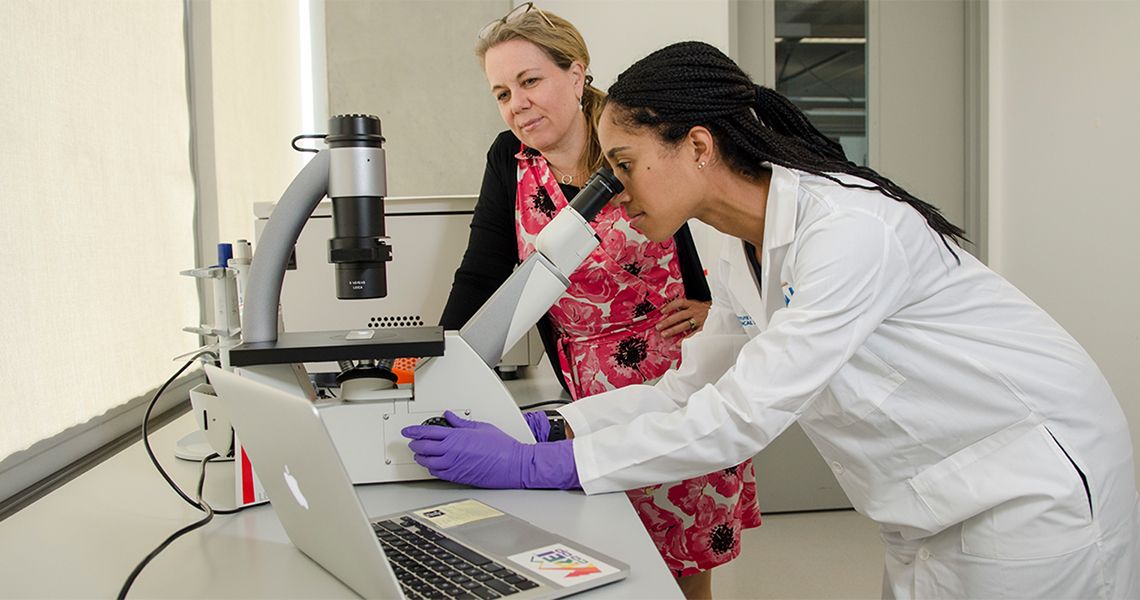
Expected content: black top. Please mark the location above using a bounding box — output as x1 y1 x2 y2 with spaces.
440 130 711 392
744 241 763 297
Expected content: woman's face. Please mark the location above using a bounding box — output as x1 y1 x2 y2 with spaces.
483 39 584 153
598 105 702 242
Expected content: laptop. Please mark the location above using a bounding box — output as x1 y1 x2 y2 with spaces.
204 364 629 599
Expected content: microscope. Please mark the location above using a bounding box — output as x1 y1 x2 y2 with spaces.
201 114 622 504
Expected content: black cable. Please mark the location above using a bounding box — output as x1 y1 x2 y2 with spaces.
121 354 253 598
118 454 216 600
193 453 248 516
119 452 251 599
116 508 216 599
141 350 218 510
516 399 571 411
207 450 250 515
291 133 327 153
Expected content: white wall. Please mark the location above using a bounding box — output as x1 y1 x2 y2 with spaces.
325 0 507 197
870 0 966 229
988 0 1140 482
321 0 734 197
538 0 732 89
536 0 734 274
210 0 315 245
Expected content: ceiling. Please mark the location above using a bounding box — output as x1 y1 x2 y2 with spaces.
774 0 867 137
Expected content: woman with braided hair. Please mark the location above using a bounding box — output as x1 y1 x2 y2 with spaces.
439 8 760 597
409 41 1139 599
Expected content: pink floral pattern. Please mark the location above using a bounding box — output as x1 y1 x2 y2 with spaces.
513 145 761 576
667 475 711 516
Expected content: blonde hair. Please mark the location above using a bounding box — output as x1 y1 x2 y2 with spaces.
476 8 606 175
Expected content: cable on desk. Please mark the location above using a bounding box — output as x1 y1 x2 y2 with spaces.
118 452 251 599
118 454 215 599
119 352 253 598
516 399 571 411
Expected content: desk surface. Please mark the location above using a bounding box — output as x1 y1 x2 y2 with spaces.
0 369 680 599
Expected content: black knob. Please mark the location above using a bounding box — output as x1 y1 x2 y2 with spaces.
326 114 384 148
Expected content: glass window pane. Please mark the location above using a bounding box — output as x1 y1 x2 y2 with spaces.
775 0 867 164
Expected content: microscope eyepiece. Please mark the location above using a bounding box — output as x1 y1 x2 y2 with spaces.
326 114 385 148
569 167 625 222
326 114 391 299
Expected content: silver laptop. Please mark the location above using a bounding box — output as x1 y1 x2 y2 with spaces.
204 364 629 599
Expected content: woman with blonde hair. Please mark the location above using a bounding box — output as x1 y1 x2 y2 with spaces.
438 5 761 599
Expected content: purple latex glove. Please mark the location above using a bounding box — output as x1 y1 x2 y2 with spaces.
523 410 551 442
401 411 579 490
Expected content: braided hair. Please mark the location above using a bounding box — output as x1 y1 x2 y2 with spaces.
604 41 967 257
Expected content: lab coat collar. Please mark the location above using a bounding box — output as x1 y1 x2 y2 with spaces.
761 163 800 255
719 164 801 330
754 164 800 324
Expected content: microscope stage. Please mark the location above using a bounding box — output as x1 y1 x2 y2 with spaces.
228 326 444 366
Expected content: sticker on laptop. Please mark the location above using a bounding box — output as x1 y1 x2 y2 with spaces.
507 544 620 587
413 499 503 529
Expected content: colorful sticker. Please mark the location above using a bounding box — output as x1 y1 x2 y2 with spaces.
413 499 503 529
507 544 620 587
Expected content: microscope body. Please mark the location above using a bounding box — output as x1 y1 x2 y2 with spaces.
315 203 609 492
207 114 620 505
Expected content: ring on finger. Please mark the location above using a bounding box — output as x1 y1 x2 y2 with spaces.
687 317 698 331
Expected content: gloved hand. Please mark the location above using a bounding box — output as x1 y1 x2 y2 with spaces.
401 411 579 490
523 410 551 442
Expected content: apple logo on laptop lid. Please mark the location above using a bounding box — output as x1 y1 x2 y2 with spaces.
283 465 309 510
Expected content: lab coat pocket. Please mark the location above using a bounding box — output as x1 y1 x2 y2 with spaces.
910 421 1097 558
818 348 905 427
958 425 1096 559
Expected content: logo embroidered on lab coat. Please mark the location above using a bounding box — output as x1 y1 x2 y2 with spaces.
782 284 795 306
779 284 798 307
738 314 755 328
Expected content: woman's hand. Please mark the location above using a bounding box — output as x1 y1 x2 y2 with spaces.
656 298 712 338
402 411 580 490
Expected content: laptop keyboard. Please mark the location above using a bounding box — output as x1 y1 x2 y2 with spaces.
374 516 542 600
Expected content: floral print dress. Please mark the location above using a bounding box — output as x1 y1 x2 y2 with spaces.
513 146 762 576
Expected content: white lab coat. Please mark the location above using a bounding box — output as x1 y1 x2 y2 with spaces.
558 164 1139 598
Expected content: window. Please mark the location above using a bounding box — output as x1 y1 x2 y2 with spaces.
775 0 868 164
0 1 198 466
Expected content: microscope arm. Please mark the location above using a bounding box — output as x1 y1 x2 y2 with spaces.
458 168 622 368
459 207 599 367
242 150 331 344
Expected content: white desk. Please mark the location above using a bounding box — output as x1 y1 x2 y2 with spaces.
0 371 680 599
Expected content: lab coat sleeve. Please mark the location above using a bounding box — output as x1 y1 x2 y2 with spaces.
557 274 749 437
571 210 914 494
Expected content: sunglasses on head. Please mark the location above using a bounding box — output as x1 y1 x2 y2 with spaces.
478 2 554 40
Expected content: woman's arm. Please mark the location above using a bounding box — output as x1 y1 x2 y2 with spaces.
571 210 913 494
655 224 714 338
439 133 520 330
673 223 711 302
558 271 750 436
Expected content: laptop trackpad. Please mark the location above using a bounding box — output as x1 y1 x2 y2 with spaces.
410 498 629 591
454 515 562 555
